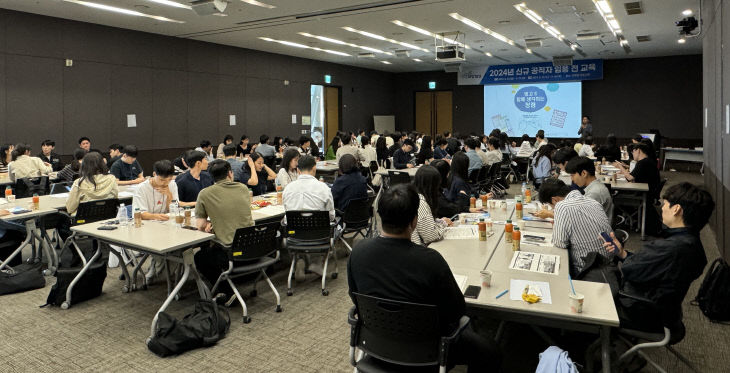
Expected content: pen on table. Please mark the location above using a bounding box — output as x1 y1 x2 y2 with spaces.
495 289 509 299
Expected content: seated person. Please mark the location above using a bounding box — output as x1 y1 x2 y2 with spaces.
242 152 277 196
444 152 471 212
430 160 461 218
358 136 378 168
392 139 415 169
604 182 713 337
331 154 368 212
195 140 215 162
216 134 234 159
594 135 621 163
463 138 483 178
276 148 300 189
347 183 501 371
297 135 311 156
516 134 534 157
335 135 363 164
415 136 434 166
551 147 581 194
484 137 503 166
531 143 556 188
255 134 276 158
57 148 86 182
566 157 614 222
174 150 213 207
78 137 91 151
612 142 662 234
8 143 52 182
108 143 123 166
236 135 252 157
538 178 612 277
222 144 244 182
433 139 451 160
412 165 453 246
194 160 254 299
578 136 595 158
110 145 145 185
66 152 118 215
38 140 63 171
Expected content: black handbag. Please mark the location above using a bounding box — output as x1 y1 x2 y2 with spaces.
148 298 231 357
0 262 46 295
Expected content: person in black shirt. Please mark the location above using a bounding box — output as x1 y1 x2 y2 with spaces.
445 152 471 212
613 142 662 233
416 135 434 165
392 139 415 169
604 182 713 337
445 131 460 155
109 145 144 185
593 134 621 163
430 160 461 218
374 136 389 167
38 140 63 171
108 143 123 166
331 154 368 212
241 152 276 196
174 150 213 207
348 184 500 371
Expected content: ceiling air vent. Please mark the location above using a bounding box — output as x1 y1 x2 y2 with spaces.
624 1 643 15
524 38 543 48
576 32 602 40
636 35 651 42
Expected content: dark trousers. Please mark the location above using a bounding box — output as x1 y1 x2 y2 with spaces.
449 324 502 373
194 244 232 296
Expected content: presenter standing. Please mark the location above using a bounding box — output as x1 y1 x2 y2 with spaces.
579 116 593 138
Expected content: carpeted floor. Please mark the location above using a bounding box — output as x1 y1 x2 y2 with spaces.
1 171 728 372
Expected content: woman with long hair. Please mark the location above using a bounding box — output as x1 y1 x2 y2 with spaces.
0 144 14 174
236 135 251 157
66 152 118 214
276 148 300 189
416 135 434 165
594 134 621 162
445 152 471 212
242 152 277 196
325 136 341 161
216 134 234 159
331 154 368 211
411 165 452 246
375 136 389 167
532 143 557 188
57 148 86 182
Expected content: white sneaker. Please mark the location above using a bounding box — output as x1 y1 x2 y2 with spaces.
295 258 305 282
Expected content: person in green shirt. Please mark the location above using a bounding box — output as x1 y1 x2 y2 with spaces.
194 159 254 298
324 136 341 161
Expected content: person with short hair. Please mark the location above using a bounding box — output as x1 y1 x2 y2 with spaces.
109 145 144 185
392 139 415 169
579 115 593 138
297 136 311 156
535 130 548 149
242 152 277 196
255 134 276 158
216 135 234 159
604 182 713 336
236 135 253 157
195 140 215 162
538 178 612 276
66 152 118 215
594 134 621 163
194 159 254 299
175 150 213 207
347 183 501 371
57 148 86 182
8 143 52 182
335 135 363 164
78 137 91 151
331 154 368 212
107 143 124 166
463 138 483 177
578 136 595 158
484 137 503 166
358 135 377 168
433 139 450 160
276 148 300 189
222 144 244 182
566 157 614 221
133 159 178 221
38 140 63 171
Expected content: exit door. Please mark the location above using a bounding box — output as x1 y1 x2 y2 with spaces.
415 91 453 137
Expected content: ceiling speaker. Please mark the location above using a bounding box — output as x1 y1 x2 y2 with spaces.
191 0 227 16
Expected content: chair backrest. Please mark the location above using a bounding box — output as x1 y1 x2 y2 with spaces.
487 162 501 178
352 292 440 365
342 197 372 229
369 161 379 175
387 171 411 187
15 176 49 198
285 210 331 241
475 166 489 184
229 222 279 262
74 198 120 225
263 156 277 170
50 181 73 195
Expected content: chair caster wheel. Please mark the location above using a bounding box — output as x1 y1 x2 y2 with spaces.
243 316 251 324
287 290 293 296
122 285 130 293
61 301 70 310
250 290 257 297
321 290 329 296
331 273 338 279
275 305 282 312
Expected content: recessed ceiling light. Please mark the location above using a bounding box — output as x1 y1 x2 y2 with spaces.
63 0 184 22
342 26 430 53
258 37 350 56
240 0 275 9
591 0 630 53
146 0 191 9
298 32 393 55
678 38 686 44
380 61 392 64
682 9 693 16
412 58 422 62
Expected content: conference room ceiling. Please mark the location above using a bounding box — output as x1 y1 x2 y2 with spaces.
0 0 701 72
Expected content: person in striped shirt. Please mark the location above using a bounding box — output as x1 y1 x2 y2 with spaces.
538 178 613 276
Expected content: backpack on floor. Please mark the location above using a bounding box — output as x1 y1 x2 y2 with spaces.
44 238 108 307
0 262 46 296
147 298 231 357
692 258 730 322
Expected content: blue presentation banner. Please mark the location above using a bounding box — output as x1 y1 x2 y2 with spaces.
458 59 603 85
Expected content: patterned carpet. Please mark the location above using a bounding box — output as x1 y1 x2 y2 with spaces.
1 171 728 372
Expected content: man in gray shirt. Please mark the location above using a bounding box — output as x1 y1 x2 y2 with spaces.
222 144 244 182
255 134 276 158
566 157 614 222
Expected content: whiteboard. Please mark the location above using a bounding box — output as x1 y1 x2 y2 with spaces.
374 115 395 134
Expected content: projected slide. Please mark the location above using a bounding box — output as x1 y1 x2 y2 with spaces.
484 82 581 138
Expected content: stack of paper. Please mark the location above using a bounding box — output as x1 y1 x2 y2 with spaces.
444 226 479 239
509 279 553 304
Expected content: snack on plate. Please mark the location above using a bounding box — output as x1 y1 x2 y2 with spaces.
252 200 271 208
521 284 542 304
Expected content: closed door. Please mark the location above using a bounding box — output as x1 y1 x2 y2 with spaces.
324 86 340 144
414 91 453 137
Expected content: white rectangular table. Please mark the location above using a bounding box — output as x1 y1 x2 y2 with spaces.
661 147 703 173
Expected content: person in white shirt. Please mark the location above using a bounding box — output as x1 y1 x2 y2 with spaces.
8 143 52 182
516 134 535 158
370 131 380 148
535 130 548 149
215 135 233 159
276 148 300 189
194 140 215 163
358 135 377 168
578 136 595 158
484 137 503 166
282 155 336 280
336 136 364 164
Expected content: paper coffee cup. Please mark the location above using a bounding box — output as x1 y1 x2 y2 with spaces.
569 292 584 313
480 270 493 288
517 220 526 231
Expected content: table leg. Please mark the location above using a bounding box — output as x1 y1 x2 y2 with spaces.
110 247 132 293
62 245 102 310
0 220 35 271
131 253 150 290
147 262 191 344
641 193 647 240
600 325 612 373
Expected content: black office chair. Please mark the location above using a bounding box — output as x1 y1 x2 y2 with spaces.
338 197 374 252
283 211 337 296
387 170 411 188
211 223 282 324
50 181 73 195
14 176 49 198
348 292 470 373
263 156 277 170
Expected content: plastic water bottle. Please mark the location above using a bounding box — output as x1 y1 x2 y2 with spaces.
170 199 179 215
116 203 128 227
521 182 527 200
